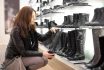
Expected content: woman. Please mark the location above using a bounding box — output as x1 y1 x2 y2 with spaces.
5 6 56 70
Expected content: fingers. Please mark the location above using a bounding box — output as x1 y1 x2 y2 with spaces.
48 53 54 59
50 27 59 33
43 51 55 59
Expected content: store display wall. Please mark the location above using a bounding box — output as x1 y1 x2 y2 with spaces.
0 0 104 48
0 0 9 45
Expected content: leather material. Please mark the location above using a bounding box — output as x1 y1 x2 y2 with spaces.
85 29 104 68
91 7 104 25
49 31 62 52
92 8 101 22
5 26 53 59
63 15 73 25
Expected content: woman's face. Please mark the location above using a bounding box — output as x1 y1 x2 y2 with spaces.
31 11 36 25
30 11 37 30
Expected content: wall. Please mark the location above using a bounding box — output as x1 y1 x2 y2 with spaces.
0 0 10 45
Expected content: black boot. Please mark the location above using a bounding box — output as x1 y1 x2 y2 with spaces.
91 8 99 22
49 31 62 52
63 16 67 25
67 30 85 60
57 32 68 57
72 30 85 60
64 31 72 56
73 13 79 26
91 8 102 25
67 15 73 25
66 30 77 59
99 7 104 24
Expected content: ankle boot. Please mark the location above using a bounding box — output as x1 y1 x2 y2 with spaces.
91 8 99 22
92 8 101 24
73 13 79 26
67 15 73 25
63 16 67 25
83 13 89 25
99 7 104 24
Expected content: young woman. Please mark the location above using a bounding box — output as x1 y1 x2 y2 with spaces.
4 6 56 70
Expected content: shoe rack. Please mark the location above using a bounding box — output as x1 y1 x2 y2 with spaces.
30 0 104 69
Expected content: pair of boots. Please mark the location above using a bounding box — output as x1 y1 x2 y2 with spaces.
66 30 85 60
73 13 89 26
63 15 73 25
56 32 68 57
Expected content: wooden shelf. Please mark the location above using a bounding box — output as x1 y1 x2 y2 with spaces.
39 43 87 70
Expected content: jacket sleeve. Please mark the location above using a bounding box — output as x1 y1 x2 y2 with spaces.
36 30 53 42
11 28 43 57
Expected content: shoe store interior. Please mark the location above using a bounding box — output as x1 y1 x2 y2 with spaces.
0 0 104 70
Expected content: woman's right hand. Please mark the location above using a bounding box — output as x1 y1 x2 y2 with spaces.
43 51 54 59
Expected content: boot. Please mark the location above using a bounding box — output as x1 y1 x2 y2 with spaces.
67 30 85 60
66 30 77 58
44 19 50 28
99 7 104 24
92 8 102 25
57 32 68 57
85 29 104 68
91 8 99 22
77 13 82 26
49 31 62 52
72 30 85 60
73 13 79 26
64 31 72 56
82 13 89 25
63 16 69 25
74 13 89 26
67 15 73 25
49 21 57 28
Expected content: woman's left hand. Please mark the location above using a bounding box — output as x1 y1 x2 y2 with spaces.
50 27 58 33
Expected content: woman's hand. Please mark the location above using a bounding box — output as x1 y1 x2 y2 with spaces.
50 27 59 33
43 51 54 59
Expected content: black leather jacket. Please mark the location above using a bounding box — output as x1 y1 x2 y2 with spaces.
5 26 53 59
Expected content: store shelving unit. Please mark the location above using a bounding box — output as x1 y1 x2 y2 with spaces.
32 0 104 69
